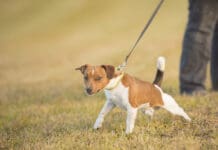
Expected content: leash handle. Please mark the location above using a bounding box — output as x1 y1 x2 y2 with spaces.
119 0 164 70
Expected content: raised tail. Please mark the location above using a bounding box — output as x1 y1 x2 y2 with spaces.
153 56 165 87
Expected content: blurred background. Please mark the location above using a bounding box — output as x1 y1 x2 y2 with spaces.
2 2 218 148
0 0 189 100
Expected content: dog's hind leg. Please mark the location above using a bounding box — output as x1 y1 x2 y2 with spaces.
161 93 191 121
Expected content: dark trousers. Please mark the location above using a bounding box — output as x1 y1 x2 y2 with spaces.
180 0 218 93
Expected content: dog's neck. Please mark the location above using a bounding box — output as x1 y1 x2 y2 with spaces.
104 72 124 90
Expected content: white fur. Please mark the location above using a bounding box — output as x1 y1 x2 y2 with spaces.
126 107 137 134
104 82 130 110
93 57 190 134
104 82 139 134
94 74 141 134
104 73 124 90
154 85 191 121
94 100 115 129
162 93 191 121
94 76 154 134
142 107 154 117
157 56 165 71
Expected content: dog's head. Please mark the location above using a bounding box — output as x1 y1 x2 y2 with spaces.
75 64 115 95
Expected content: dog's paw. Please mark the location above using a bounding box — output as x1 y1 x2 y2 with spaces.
125 130 133 134
125 128 134 134
93 125 101 130
93 122 102 130
93 118 104 130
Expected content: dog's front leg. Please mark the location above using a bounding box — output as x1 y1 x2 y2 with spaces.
94 100 115 130
126 107 138 134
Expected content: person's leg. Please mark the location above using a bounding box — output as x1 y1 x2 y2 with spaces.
211 22 218 91
180 0 217 94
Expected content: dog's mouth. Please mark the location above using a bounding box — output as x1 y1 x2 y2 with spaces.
86 90 93 95
85 89 101 95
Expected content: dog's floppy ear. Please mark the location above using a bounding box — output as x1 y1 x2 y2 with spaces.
101 65 115 79
75 64 88 74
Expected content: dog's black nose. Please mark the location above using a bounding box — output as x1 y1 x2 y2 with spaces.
86 88 92 94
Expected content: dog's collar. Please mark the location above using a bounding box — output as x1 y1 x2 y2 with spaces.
104 72 124 90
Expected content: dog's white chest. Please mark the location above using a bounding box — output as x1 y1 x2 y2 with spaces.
104 83 130 110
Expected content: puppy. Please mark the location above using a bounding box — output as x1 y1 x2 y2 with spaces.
76 57 191 134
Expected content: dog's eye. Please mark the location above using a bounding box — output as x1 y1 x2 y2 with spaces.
95 76 102 81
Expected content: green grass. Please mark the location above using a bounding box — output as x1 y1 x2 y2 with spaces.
0 0 218 149
1 88 218 149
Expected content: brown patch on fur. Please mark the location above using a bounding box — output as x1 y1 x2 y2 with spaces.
85 66 109 94
122 74 164 108
101 65 115 79
75 64 88 74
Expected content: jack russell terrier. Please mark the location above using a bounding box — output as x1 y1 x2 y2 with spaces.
76 57 191 134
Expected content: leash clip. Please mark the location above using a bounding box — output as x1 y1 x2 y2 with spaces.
116 61 127 72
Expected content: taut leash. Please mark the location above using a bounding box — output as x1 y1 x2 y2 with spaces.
117 0 164 71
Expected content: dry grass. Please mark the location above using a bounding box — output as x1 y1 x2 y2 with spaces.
0 0 217 149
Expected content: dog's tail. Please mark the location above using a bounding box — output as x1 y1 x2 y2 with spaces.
153 56 165 87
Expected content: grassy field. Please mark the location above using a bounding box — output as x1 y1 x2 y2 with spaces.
0 0 218 149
